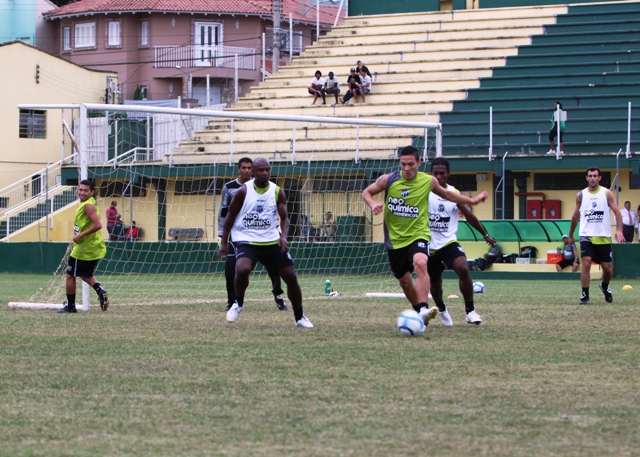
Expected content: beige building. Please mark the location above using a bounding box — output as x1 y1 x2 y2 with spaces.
0 41 116 201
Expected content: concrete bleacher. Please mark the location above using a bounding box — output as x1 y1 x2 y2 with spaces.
169 1 640 163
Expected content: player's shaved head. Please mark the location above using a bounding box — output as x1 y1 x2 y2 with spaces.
253 157 270 168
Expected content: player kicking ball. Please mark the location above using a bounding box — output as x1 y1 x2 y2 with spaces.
217 158 313 328
362 146 488 325
427 158 495 326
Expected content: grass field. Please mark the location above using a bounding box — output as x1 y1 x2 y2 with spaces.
1 273 639 456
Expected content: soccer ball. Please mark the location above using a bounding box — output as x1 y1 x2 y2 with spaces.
397 309 426 337
473 281 485 294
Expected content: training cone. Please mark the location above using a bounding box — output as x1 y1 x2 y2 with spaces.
622 285 633 290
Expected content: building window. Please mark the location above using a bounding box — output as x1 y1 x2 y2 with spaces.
107 21 121 47
19 110 46 139
75 22 96 48
140 20 149 47
63 26 71 51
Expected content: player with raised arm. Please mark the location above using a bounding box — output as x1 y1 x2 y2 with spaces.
218 157 287 312
58 179 109 313
361 146 488 324
427 157 496 326
568 166 624 305
217 158 313 328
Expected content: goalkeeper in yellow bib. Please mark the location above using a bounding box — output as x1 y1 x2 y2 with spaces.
362 146 488 324
58 179 109 313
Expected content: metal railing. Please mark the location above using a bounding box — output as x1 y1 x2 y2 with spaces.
154 45 256 70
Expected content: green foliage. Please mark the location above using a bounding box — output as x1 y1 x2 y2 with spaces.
133 84 143 101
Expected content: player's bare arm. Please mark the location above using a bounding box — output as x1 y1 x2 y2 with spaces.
568 191 582 245
362 174 389 215
73 204 102 244
430 179 488 206
606 189 625 243
459 204 496 246
217 187 246 260
277 189 290 252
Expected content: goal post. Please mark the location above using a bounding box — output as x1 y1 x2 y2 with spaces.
11 103 442 308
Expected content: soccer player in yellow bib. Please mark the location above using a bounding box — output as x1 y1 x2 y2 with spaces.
568 166 624 305
58 179 109 313
362 146 488 324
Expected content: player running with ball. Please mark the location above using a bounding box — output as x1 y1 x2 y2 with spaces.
362 146 488 324
427 157 495 326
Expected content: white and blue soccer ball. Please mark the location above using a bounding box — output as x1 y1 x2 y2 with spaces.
473 281 485 294
397 309 425 337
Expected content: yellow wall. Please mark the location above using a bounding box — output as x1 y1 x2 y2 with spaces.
0 41 116 191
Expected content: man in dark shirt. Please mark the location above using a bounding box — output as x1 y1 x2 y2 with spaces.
338 68 361 105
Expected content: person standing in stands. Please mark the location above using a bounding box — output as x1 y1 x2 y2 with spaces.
568 166 624 305
105 200 119 239
356 60 371 77
58 179 109 313
218 157 287 312
547 101 566 155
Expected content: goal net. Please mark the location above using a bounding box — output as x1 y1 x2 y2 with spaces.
17 104 441 308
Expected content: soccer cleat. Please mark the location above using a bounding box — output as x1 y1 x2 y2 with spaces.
295 315 314 328
546 149 555 155
600 283 613 303
57 302 77 313
226 302 243 323
419 306 438 326
98 289 109 311
275 296 288 311
579 292 590 305
466 310 482 325
439 309 454 326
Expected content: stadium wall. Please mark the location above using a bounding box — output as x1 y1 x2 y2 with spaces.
1 242 639 279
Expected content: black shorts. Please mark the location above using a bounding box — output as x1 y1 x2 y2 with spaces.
67 256 100 278
387 239 430 279
549 125 564 142
556 257 576 269
234 243 294 276
580 240 613 264
427 242 467 280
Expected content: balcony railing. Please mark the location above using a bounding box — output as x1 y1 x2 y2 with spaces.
154 45 256 70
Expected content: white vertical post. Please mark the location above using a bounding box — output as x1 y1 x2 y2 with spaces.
146 113 150 161
45 165 49 243
292 121 296 164
206 74 211 107
61 108 65 162
114 118 118 167
556 105 561 157
262 33 266 82
423 110 429 162
355 113 360 163
316 0 320 41
79 104 90 312
229 118 234 165
627 102 632 158
234 54 239 104
436 125 442 158
334 0 345 26
289 13 293 62
489 106 493 161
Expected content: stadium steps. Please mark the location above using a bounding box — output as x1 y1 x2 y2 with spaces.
171 2 640 161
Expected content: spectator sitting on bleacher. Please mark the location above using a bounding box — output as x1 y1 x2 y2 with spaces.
474 243 501 271
338 68 361 105
354 68 372 104
308 70 325 105
322 72 340 105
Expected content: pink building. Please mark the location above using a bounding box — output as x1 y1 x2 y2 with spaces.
43 0 342 106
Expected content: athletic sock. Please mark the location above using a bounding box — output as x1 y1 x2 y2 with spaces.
66 294 75 307
434 299 446 312
601 281 609 290
236 297 244 307
582 287 589 298
412 301 428 313
465 301 475 314
92 283 105 294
